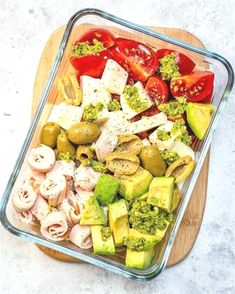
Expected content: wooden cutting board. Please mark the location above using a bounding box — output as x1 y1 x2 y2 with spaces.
32 25 209 267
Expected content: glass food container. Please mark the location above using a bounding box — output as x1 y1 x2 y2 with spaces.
0 8 234 281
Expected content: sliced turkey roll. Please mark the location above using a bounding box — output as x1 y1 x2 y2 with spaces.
74 166 100 192
28 144 55 173
46 160 75 179
14 210 33 224
94 129 118 162
40 211 68 241
40 174 67 206
74 186 93 207
31 195 50 221
69 224 92 249
12 184 37 212
26 169 45 193
59 195 82 225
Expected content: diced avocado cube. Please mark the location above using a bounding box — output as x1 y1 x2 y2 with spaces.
125 247 155 269
147 177 174 212
126 228 158 251
94 174 120 206
170 185 181 212
108 199 129 246
91 225 115 255
80 196 106 225
155 221 170 242
119 167 153 201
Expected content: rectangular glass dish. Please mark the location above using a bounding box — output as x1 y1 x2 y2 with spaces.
0 8 234 281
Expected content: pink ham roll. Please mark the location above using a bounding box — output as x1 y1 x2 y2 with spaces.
74 166 100 192
26 169 45 193
14 210 33 224
31 195 50 221
40 211 68 241
28 144 55 173
40 174 67 206
12 184 37 212
46 160 75 179
69 224 92 249
59 195 82 225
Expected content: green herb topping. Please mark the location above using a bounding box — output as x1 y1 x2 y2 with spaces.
158 96 188 116
58 152 76 162
107 100 121 112
159 53 181 81
83 102 104 122
157 129 171 141
72 39 105 57
171 119 192 146
161 150 179 165
83 159 108 173
101 227 112 242
123 85 149 112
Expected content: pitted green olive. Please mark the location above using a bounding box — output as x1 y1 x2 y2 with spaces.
116 134 143 155
76 145 94 163
57 133 75 155
40 122 61 148
139 146 167 176
105 151 140 175
67 122 100 145
165 156 195 183
170 185 181 212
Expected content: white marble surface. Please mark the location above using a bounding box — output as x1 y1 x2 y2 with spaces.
0 0 235 293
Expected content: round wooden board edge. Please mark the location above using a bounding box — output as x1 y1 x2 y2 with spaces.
32 25 209 267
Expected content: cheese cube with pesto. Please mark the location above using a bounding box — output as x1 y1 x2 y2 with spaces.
48 102 83 130
101 59 128 95
120 82 153 119
149 121 175 150
80 75 111 106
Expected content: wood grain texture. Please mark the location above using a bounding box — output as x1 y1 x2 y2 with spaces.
32 25 209 267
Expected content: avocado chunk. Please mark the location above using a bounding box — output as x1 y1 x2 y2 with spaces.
80 196 106 225
125 247 155 269
119 167 153 201
94 174 120 206
125 228 158 251
170 185 181 212
109 199 129 246
147 177 174 212
155 220 170 242
91 225 115 255
186 102 214 140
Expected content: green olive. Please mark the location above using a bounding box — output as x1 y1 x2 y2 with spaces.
40 122 61 148
67 122 100 145
57 133 75 155
76 145 94 163
165 156 195 183
116 134 143 155
139 146 167 176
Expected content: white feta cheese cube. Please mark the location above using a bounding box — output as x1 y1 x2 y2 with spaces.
80 75 111 106
149 121 175 150
48 102 83 130
101 59 128 95
120 81 153 119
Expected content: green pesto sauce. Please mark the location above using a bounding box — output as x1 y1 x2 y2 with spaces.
107 99 121 112
125 237 146 251
157 129 171 141
159 53 181 81
129 199 167 235
101 227 112 242
72 39 104 57
83 102 104 122
171 119 192 146
158 96 188 116
83 158 107 173
58 152 76 162
123 85 149 112
161 150 179 165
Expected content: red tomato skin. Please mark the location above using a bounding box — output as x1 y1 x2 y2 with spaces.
156 49 195 75
170 71 214 102
145 76 169 105
137 131 150 140
70 50 111 79
77 28 115 48
109 38 158 82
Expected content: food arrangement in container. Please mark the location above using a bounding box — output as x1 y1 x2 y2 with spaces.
0 9 233 280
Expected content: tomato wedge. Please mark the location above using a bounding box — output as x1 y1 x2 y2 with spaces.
145 76 168 105
78 28 115 48
170 72 214 102
70 50 111 79
156 49 195 75
109 38 158 82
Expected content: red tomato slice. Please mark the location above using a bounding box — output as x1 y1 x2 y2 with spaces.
70 50 111 79
145 76 169 105
77 28 115 48
170 71 214 102
156 49 195 75
109 38 158 82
